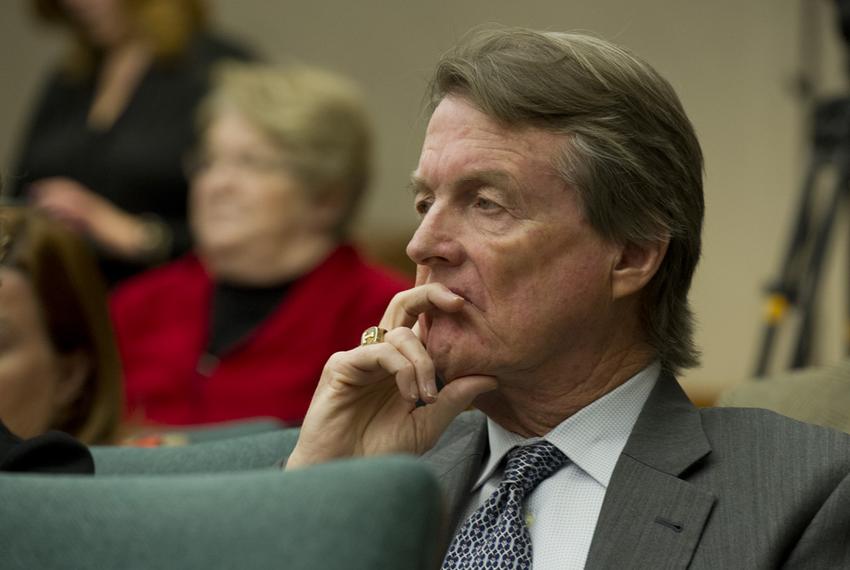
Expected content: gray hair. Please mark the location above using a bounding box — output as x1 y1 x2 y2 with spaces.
428 27 704 374
198 62 373 237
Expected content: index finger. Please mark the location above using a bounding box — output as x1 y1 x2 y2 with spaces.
379 283 465 330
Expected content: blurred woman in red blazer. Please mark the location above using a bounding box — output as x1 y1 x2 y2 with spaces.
110 63 410 428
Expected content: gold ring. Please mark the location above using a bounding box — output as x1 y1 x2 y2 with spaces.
360 326 387 346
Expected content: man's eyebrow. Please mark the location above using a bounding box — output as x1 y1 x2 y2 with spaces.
456 170 515 192
408 175 429 197
408 170 517 196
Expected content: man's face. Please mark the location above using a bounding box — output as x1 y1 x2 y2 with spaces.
408 96 622 385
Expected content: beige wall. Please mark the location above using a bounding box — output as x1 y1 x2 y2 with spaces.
1 0 848 398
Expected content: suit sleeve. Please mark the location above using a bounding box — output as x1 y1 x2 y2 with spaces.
782 470 850 567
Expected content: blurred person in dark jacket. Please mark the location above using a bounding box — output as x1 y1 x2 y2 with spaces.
10 0 254 286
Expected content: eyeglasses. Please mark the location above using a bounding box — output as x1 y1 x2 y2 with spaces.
183 150 291 178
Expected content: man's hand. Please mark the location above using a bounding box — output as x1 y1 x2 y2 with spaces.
29 178 151 260
286 283 498 469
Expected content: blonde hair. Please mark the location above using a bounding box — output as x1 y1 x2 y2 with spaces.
198 62 373 237
33 0 207 76
0 207 123 444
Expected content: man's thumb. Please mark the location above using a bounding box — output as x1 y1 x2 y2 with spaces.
426 375 498 432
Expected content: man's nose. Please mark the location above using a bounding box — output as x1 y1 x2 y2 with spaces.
406 205 463 267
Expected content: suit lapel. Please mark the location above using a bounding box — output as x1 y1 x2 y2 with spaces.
420 412 489 553
585 373 717 569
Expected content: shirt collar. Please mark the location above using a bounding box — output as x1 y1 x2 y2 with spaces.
473 361 661 490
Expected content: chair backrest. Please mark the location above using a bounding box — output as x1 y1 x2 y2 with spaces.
1 455 442 570
123 418 286 447
93 428 300 475
717 360 850 435
178 418 285 443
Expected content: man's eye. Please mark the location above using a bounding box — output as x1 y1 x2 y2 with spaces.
415 200 432 216
474 197 501 211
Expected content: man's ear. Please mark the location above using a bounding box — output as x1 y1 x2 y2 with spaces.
53 350 92 411
611 239 669 300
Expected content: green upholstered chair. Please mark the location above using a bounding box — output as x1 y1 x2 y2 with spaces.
93 428 300 475
1 455 442 570
123 418 286 447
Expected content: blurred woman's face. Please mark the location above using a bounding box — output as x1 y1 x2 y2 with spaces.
60 0 131 47
190 111 320 275
0 268 75 438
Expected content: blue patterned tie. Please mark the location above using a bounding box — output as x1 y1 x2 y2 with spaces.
442 440 568 569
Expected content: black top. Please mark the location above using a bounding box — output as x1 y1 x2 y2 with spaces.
0 420 94 474
206 279 294 357
10 32 255 286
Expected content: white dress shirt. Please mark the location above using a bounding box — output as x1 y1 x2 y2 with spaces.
458 362 660 569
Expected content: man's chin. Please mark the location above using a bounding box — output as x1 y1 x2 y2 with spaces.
424 326 488 381
431 353 481 386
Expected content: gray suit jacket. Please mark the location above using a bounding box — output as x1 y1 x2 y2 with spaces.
421 373 850 568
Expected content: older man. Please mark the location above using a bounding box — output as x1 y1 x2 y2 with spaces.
287 28 850 568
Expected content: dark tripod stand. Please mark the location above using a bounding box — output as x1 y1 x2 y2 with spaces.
754 97 850 377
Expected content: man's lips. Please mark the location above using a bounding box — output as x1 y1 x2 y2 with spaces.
440 284 467 302
446 286 481 311
447 286 467 300
419 287 466 343
419 278 480 311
